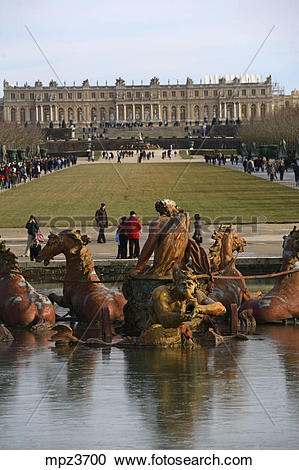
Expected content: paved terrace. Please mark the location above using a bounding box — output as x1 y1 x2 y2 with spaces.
1 223 296 262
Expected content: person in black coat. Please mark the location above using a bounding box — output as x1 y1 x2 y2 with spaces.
117 216 128 259
95 203 108 243
30 239 42 261
24 215 39 257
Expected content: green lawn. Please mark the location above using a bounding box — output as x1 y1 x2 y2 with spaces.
0 162 298 227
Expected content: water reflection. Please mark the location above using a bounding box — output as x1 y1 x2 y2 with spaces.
1 285 299 449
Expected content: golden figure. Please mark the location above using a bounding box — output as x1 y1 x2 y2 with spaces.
149 268 226 329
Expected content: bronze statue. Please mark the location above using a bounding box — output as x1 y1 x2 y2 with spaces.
239 227 299 323
37 230 126 333
209 225 261 314
150 268 226 329
0 240 55 328
130 199 189 279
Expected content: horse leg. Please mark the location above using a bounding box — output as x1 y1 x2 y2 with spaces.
48 293 69 308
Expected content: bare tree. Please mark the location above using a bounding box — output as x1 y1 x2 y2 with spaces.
0 123 45 151
238 107 299 157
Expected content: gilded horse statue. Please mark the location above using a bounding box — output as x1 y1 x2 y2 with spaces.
209 226 261 313
0 240 55 327
37 230 126 332
239 226 299 323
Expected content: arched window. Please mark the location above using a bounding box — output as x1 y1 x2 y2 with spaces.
30 108 35 123
68 108 74 122
135 106 142 121
162 106 168 121
171 106 177 121
204 105 209 119
100 108 106 121
126 106 133 121
144 106 151 121
153 105 159 120
91 107 97 122
20 108 26 122
180 106 185 121
11 108 16 122
241 104 247 118
77 108 83 122
58 108 64 122
194 106 200 121
251 104 256 118
109 108 115 122
227 105 233 119
44 106 50 122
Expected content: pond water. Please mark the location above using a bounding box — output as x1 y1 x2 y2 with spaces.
1 282 299 450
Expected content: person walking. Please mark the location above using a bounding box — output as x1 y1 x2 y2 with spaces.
278 161 285 181
292 163 299 188
95 203 108 243
116 216 128 259
192 214 202 246
24 215 39 257
125 211 142 258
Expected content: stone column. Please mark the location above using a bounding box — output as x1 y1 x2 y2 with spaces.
224 103 227 119
141 104 144 121
133 105 135 121
50 106 53 122
116 105 119 121
40 106 44 123
248 104 251 120
150 104 153 121
84 105 89 123
238 102 241 118
257 103 261 119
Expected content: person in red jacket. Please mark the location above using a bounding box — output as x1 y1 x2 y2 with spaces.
125 210 142 258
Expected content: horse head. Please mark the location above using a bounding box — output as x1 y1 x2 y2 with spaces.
37 230 92 266
282 226 299 268
0 239 19 274
210 226 246 270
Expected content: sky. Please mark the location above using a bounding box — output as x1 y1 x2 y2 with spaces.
1 0 299 95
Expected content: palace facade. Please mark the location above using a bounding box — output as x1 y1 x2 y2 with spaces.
2 74 297 127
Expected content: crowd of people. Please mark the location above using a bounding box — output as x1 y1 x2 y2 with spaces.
204 152 298 183
0 155 78 190
23 205 203 262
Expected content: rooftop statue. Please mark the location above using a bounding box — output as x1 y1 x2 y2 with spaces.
115 77 125 87
150 77 160 86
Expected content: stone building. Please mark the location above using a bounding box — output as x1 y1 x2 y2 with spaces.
1 74 295 127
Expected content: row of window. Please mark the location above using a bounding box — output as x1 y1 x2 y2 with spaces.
8 88 267 101
10 103 267 122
